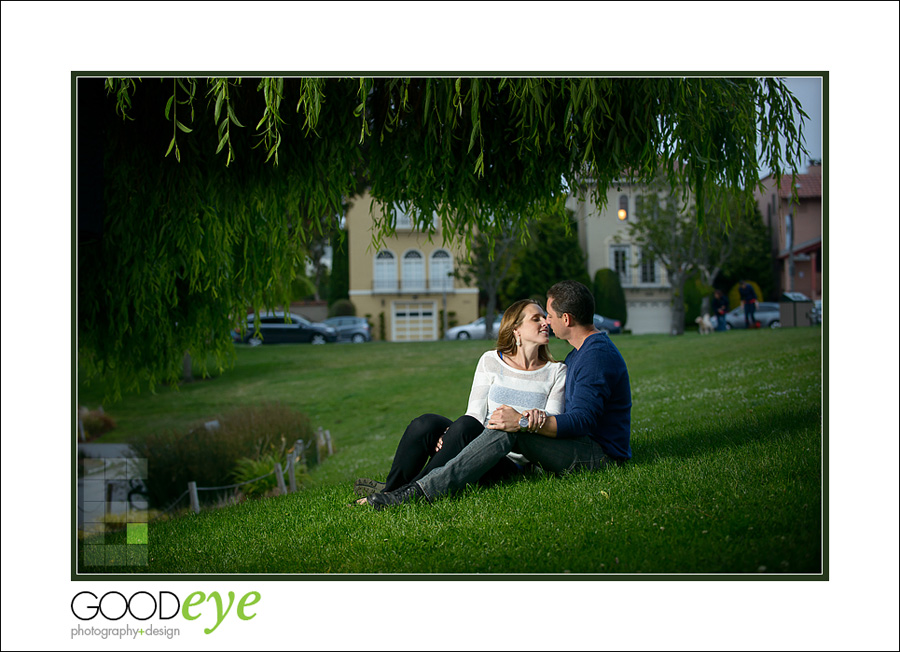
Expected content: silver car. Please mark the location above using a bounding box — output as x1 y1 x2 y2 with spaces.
445 315 503 340
724 302 782 329
323 316 372 343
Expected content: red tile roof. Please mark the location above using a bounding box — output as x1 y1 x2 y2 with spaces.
776 165 822 199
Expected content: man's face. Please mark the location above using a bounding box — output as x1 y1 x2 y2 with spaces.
545 297 566 340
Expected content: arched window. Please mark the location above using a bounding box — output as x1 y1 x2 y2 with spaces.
374 250 397 292
430 249 454 291
401 250 425 291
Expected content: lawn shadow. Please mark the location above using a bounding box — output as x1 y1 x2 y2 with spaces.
630 403 822 465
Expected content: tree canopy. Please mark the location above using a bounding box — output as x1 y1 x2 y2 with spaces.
77 76 808 397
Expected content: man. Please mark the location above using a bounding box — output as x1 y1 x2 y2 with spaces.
739 281 758 329
368 280 632 510
712 289 729 332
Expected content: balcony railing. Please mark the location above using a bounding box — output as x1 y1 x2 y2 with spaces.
373 278 456 294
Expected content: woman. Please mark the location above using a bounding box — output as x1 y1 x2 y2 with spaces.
353 299 566 504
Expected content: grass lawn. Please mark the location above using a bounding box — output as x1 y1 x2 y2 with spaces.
77 327 823 576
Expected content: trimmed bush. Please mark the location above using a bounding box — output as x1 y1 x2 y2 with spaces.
593 268 627 326
328 299 356 317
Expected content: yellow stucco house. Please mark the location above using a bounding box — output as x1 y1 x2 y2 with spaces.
345 191 480 341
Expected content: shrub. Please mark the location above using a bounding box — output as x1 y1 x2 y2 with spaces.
79 407 117 440
328 299 356 317
593 268 627 326
129 402 315 509
231 454 310 498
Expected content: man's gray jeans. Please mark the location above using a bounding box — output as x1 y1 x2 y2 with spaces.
415 427 614 501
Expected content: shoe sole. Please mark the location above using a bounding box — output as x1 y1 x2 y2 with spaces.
353 478 386 497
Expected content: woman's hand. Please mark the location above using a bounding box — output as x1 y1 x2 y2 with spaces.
521 409 547 432
487 405 523 431
434 427 449 453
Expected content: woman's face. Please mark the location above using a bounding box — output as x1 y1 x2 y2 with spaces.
515 304 550 346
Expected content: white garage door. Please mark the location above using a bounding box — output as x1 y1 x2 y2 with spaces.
392 301 438 341
627 301 672 335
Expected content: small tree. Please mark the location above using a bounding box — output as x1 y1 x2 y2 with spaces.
501 209 590 309
455 221 519 340
629 181 763 335
593 268 628 327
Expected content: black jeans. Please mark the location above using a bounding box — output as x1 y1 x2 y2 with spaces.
384 413 521 491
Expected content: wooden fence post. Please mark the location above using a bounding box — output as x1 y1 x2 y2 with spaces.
287 456 297 493
274 463 287 495
295 439 306 465
324 429 334 456
316 427 327 462
188 481 200 514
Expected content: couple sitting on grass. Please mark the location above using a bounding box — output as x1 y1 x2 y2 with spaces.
353 280 632 510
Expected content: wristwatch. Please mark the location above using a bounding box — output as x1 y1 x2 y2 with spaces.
519 415 530 431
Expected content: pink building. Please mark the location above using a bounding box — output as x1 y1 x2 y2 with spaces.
755 162 822 300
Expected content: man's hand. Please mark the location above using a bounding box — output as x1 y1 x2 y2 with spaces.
487 405 523 431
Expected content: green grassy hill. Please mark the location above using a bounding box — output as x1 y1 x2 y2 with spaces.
77 327 823 576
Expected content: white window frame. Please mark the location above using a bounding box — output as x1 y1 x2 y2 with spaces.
610 244 632 287
429 249 454 292
638 248 661 286
373 250 397 293
401 249 426 292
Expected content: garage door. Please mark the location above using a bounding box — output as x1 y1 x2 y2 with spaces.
393 301 437 341
627 301 672 335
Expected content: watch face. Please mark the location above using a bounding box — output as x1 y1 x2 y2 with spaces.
519 416 529 428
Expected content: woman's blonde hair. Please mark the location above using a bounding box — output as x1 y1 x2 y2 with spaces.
495 299 555 363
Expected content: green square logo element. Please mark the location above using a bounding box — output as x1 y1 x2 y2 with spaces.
127 523 148 545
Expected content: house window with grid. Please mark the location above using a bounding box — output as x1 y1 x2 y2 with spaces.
401 250 425 291
610 245 631 286
640 249 658 285
373 250 397 292
430 249 454 291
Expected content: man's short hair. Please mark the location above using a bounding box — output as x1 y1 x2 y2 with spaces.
547 280 594 327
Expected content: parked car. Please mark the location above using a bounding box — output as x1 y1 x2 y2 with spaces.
445 315 503 340
233 311 338 345
724 302 782 329
323 316 371 343
593 314 622 334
